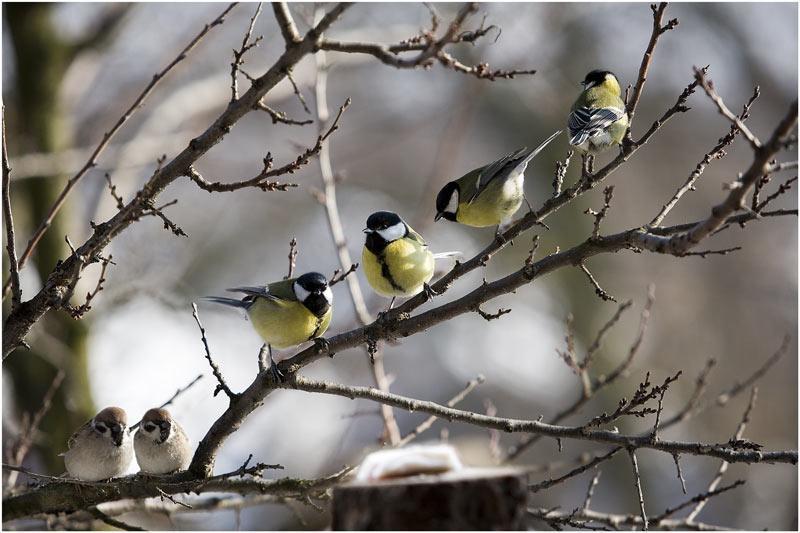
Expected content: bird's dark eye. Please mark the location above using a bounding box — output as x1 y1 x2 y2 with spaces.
144 423 157 432
96 425 107 433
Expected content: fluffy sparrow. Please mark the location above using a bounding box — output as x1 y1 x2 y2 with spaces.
62 406 133 481
134 408 192 474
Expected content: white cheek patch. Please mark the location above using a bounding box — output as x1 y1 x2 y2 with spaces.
322 287 333 304
293 282 311 302
377 222 406 242
445 189 459 213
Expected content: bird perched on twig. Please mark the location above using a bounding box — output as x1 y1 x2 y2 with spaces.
568 70 628 154
362 211 459 309
61 406 133 481
205 272 333 379
134 408 192 474
435 130 561 229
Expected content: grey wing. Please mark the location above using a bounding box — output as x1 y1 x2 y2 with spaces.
226 286 280 302
468 148 530 203
568 107 625 146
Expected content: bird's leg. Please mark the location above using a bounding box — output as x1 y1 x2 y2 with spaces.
523 193 534 213
422 283 438 300
377 297 397 322
314 337 332 357
389 296 396 310
495 224 514 246
267 345 284 383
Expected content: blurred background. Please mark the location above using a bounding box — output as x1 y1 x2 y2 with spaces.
2 2 797 530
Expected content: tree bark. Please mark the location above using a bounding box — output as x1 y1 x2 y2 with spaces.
332 467 529 530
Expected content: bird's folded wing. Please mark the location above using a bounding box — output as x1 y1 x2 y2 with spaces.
568 107 625 146
469 147 530 203
226 286 280 302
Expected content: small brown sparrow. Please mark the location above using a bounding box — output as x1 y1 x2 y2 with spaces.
134 408 192 474
62 406 134 481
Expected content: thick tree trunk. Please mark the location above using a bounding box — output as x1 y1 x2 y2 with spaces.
4 3 94 473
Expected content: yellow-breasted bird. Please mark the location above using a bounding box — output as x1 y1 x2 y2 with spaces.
362 211 458 308
205 272 333 378
568 70 628 153
434 130 561 228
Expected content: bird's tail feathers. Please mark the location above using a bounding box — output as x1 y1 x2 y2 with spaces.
520 129 562 166
433 251 463 260
202 296 250 309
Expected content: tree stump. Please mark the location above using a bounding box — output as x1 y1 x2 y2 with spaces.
331 467 528 530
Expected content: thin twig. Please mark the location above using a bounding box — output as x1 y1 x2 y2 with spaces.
285 238 298 279
397 375 486 446
628 449 649 531
2 107 21 308
2 3 238 300
191 303 236 400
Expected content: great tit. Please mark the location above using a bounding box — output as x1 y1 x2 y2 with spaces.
205 272 333 376
362 211 457 306
434 130 561 228
568 70 628 153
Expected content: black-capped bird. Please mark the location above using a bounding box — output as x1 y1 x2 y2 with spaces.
205 272 333 377
435 130 561 228
568 70 628 154
362 211 458 308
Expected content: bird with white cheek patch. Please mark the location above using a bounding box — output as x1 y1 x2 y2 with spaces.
62 406 134 481
134 408 192 474
205 271 334 381
362 211 460 309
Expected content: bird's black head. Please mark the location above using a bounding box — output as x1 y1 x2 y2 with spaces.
364 211 407 253
582 70 617 89
294 272 332 317
366 211 403 231
435 182 459 222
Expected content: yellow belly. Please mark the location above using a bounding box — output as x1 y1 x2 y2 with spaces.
362 240 435 297
247 298 331 349
456 175 524 227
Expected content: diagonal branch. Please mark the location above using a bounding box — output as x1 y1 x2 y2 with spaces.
2 3 238 301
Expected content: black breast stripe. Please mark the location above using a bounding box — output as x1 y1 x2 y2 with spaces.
307 316 324 342
379 253 405 293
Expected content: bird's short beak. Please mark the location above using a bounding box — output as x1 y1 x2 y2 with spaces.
363 228 372 234
111 428 123 447
434 212 443 222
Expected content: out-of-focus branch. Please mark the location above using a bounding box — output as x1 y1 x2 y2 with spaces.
2 107 21 308
1 3 238 301
2 3 352 358
312 27 401 445
4 370 65 488
396 375 486 447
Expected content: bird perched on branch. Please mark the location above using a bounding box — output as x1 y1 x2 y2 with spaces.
134 408 192 474
61 406 133 481
205 272 333 378
568 70 628 154
435 130 561 229
362 211 459 308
